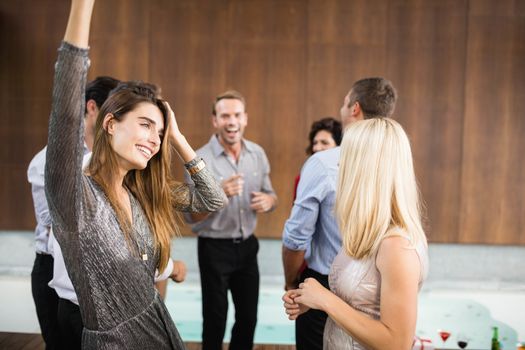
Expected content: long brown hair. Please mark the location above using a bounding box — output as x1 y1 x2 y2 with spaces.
88 82 179 273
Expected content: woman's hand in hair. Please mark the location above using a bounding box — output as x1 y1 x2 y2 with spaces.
164 101 183 141
163 101 197 163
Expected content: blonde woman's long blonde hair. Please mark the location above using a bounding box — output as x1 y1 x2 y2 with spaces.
335 118 426 259
88 82 180 273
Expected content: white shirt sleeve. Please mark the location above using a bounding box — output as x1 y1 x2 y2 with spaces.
154 258 174 282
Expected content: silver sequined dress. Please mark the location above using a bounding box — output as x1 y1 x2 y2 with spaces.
323 237 428 350
45 42 227 350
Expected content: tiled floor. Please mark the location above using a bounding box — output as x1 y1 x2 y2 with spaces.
0 332 296 350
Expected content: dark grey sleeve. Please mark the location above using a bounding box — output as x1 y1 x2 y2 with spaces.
171 158 227 212
45 41 90 232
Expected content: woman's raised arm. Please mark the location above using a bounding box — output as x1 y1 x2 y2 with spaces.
64 0 95 48
45 0 94 234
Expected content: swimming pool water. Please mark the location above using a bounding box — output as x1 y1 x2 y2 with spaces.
165 283 522 349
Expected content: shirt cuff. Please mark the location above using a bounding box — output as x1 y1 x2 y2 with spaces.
154 258 174 282
283 235 309 251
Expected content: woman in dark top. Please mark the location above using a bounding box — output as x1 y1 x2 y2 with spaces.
45 1 226 349
293 117 342 200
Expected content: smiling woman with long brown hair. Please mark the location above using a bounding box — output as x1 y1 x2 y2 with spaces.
44 0 226 348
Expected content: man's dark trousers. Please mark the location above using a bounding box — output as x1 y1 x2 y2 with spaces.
295 267 329 350
31 253 60 350
57 298 83 349
198 235 259 350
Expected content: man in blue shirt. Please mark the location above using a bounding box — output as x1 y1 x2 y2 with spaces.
282 77 397 350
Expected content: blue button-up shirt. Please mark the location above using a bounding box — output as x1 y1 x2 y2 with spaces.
282 147 342 275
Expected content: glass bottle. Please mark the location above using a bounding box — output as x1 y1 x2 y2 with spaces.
491 326 501 350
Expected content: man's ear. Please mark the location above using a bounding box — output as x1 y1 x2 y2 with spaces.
103 113 115 134
352 102 362 117
86 99 98 117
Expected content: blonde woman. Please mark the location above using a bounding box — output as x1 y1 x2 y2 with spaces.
45 0 226 348
283 118 428 350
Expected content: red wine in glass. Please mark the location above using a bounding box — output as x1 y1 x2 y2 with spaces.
458 340 468 349
439 330 451 342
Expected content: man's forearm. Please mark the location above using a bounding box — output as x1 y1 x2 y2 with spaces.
282 246 306 290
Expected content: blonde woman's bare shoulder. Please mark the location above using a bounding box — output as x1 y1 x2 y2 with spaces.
384 226 411 241
379 234 412 252
376 234 420 279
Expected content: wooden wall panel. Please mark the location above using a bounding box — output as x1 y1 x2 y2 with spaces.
385 0 468 242
149 0 308 236
0 0 68 229
229 1 307 237
460 0 525 244
89 0 151 81
1 0 524 244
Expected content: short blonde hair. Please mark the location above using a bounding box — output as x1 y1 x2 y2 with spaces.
335 118 426 259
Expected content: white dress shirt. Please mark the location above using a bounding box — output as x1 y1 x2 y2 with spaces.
27 147 52 254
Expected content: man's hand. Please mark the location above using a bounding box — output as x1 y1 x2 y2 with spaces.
222 174 244 197
170 260 187 283
250 191 275 213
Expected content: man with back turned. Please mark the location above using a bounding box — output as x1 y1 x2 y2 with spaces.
282 77 398 350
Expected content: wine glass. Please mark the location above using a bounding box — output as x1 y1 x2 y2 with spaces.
437 329 451 347
457 333 469 349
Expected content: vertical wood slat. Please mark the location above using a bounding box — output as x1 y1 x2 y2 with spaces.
386 0 469 242
0 0 68 230
460 0 525 244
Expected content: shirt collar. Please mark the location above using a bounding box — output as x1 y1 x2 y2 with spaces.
209 134 255 158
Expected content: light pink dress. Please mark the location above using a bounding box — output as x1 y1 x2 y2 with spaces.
323 236 428 350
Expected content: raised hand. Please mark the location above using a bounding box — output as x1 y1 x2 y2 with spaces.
163 101 197 163
222 174 244 197
164 101 182 141
64 0 95 48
